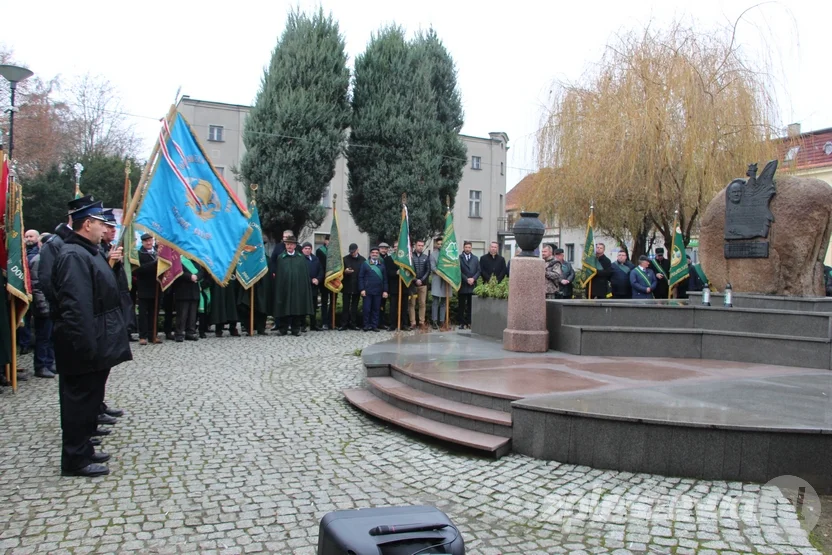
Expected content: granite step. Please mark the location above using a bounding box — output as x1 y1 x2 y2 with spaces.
368 377 512 427
343 388 511 457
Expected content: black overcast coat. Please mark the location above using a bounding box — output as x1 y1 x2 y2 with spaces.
52 232 132 375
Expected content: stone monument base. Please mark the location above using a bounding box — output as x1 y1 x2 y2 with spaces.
502 256 549 353
503 329 548 352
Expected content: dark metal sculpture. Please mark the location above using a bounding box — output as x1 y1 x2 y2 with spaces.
513 212 545 256
724 160 777 259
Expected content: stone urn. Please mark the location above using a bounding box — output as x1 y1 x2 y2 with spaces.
513 212 545 256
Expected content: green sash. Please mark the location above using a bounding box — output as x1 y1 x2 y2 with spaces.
318 245 327 256
613 262 632 275
365 261 383 281
634 267 652 287
181 257 198 275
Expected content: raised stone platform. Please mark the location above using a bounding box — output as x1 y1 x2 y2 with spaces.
345 333 832 491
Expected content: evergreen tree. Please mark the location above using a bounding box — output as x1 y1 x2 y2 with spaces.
413 29 466 228
22 154 141 233
239 9 350 240
348 26 464 243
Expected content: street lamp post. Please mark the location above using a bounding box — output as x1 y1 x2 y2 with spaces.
0 64 35 162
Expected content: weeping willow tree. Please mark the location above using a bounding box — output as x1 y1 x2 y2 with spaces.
532 21 780 257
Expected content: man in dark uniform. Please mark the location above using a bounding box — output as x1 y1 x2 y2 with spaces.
384 241 409 331
211 277 241 337
302 242 324 331
52 196 132 477
273 235 314 335
652 247 670 299
134 234 160 345
359 246 388 332
589 243 613 299
339 244 365 330
100 210 135 341
172 257 201 341
237 275 269 336
316 235 332 329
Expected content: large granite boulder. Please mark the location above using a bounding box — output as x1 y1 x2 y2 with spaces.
700 175 832 296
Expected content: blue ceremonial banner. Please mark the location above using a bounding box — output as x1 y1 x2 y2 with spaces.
133 112 251 284
236 203 268 289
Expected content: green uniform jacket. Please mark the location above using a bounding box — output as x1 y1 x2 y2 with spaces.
272 252 314 318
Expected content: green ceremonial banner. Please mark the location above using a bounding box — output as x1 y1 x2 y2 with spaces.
236 203 269 289
435 208 461 291
325 202 344 293
6 177 31 324
395 206 415 287
578 211 597 287
668 218 689 291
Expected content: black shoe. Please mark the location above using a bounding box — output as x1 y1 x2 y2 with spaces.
230 329 241 337
199 332 207 339
16 371 30 382
270 325 280 331
165 333 175 341
310 326 322 331
175 337 184 343
97 414 118 426
35 368 56 378
257 330 269 336
431 321 439 330
61 463 109 477
104 407 124 418
401 326 412 332
90 438 102 447
92 428 111 437
279 330 288 336
321 325 330 330
372 328 381 333
185 335 198 341
91 452 111 464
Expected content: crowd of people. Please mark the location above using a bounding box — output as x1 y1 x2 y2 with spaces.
542 242 706 300
7 191 715 478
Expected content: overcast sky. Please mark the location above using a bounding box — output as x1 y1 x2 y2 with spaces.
4 0 827 190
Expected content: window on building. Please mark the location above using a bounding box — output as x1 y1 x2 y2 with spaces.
468 190 482 218
785 146 800 162
566 244 575 263
215 166 224 176
320 185 331 208
500 162 504 175
208 125 224 142
471 156 482 170
470 241 486 257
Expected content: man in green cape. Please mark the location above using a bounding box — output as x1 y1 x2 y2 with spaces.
210 277 241 337
272 235 314 336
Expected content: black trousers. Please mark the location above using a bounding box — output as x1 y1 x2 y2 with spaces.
280 315 304 335
175 300 198 338
60 369 109 471
240 306 267 335
319 286 333 328
162 291 175 335
308 286 320 328
341 293 361 328
137 297 157 340
386 285 408 328
457 293 473 326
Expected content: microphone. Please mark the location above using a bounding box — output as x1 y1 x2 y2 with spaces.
368 523 449 536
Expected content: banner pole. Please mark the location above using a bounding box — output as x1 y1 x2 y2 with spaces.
152 287 159 342
397 278 402 333
250 287 255 336
443 282 450 331
588 281 592 300
10 301 16 392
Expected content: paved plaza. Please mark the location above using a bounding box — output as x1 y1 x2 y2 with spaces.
0 331 823 554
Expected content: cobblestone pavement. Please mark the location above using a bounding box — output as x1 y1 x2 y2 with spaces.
0 330 822 554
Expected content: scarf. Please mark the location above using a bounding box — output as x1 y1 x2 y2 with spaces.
634 266 652 287
613 262 632 275
181 257 198 275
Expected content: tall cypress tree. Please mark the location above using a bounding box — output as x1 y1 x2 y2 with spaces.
240 9 350 239
348 26 464 244
413 29 466 230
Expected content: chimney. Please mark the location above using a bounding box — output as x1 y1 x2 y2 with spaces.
787 123 801 138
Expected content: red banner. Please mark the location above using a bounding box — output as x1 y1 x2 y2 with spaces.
157 245 183 292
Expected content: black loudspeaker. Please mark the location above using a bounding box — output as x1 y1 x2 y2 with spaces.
317 505 465 555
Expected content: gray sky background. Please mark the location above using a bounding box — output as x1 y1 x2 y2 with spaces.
4 0 827 190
